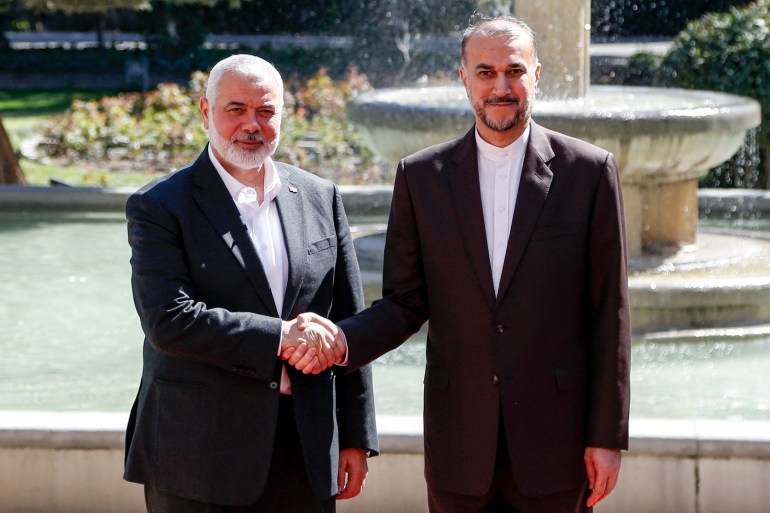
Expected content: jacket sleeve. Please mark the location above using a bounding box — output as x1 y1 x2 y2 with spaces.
585 153 632 450
126 189 283 382
338 160 430 371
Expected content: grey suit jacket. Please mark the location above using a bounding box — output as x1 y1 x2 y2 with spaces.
123 149 378 505
340 122 631 497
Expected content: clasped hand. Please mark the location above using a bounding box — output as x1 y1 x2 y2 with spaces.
280 313 345 374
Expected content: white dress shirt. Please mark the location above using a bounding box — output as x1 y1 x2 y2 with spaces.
475 125 530 295
208 145 294 392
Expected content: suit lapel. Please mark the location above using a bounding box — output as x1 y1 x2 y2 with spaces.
274 163 306 319
448 129 496 311
496 123 554 306
190 150 280 317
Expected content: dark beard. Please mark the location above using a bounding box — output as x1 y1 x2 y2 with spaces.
475 96 532 132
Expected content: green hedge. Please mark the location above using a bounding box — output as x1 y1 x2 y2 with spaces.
591 0 755 39
0 42 459 87
1 0 473 86
35 68 390 184
656 0 769 188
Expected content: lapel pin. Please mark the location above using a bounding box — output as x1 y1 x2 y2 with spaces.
288 186 298 193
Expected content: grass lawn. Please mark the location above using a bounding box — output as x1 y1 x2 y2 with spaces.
0 88 164 187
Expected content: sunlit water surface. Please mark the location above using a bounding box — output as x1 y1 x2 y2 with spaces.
1 212 769 419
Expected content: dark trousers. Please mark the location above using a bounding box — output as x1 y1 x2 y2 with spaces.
145 395 335 513
428 414 590 513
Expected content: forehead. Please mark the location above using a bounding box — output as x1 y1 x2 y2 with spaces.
216 71 282 106
464 31 535 66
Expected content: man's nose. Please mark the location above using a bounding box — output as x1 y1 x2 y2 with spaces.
241 111 261 132
492 74 511 96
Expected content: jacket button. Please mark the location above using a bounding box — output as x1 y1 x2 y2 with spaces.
269 382 279 390
495 324 505 334
492 375 500 385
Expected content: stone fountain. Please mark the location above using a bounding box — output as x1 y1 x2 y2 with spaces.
347 0 770 333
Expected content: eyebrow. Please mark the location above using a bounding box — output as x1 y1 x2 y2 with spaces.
474 61 527 70
223 100 278 109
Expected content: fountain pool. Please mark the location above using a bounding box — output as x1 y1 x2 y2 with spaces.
1 210 769 420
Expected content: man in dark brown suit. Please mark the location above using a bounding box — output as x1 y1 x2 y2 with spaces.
287 15 631 513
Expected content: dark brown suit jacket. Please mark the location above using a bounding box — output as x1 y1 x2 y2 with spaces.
339 122 631 497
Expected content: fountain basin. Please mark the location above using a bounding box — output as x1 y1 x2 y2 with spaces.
356 229 770 335
629 232 770 332
347 85 762 256
347 85 760 181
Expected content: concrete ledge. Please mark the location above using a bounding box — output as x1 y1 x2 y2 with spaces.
0 184 395 218
3 412 768 459
2 185 768 218
0 185 135 212
0 411 126 449
2 411 770 513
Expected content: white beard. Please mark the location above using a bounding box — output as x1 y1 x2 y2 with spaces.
208 123 279 170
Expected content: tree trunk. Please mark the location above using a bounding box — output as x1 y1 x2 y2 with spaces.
0 117 26 185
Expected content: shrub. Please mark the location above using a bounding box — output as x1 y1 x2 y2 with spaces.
591 0 755 40
36 68 388 184
279 67 389 184
623 52 664 86
39 80 206 171
656 0 770 188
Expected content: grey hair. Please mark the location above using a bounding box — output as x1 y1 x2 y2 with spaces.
461 15 538 67
205 54 284 109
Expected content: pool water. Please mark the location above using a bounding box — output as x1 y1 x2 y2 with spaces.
1 212 769 419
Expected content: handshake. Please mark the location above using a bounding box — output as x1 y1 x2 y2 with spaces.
280 313 346 374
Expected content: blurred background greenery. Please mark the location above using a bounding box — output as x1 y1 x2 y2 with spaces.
0 0 767 187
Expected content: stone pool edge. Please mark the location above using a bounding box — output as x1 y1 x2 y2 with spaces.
1 411 769 513
1 185 769 217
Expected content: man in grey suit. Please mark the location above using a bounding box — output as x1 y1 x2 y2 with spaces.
124 54 378 513
289 16 631 513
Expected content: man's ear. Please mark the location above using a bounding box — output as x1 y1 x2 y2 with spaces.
200 97 210 130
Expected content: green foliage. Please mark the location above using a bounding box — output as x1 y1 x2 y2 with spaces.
39 79 206 170
657 0 770 153
0 43 457 88
22 0 151 14
35 68 387 184
1 0 471 86
591 0 755 39
0 88 123 116
624 52 663 86
279 67 387 184
0 48 137 74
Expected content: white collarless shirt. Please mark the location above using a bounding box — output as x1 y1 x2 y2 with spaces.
208 146 294 393
475 125 530 296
